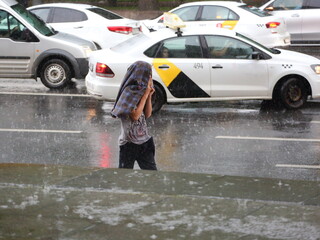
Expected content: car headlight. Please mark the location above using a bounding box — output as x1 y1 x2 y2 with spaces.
82 46 93 58
311 65 320 74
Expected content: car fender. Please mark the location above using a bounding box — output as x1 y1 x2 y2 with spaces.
269 69 313 97
32 49 81 78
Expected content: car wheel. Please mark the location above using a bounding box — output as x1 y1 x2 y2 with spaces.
279 77 307 109
40 59 71 89
152 83 165 113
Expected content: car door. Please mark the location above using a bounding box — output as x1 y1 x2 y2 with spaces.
265 0 305 42
152 35 211 99
197 5 239 30
205 35 269 98
172 5 239 30
301 0 320 42
0 10 35 78
47 7 89 37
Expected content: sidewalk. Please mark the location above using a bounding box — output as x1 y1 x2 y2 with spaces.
0 163 319 239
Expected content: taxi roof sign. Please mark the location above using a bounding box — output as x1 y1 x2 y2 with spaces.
163 12 186 30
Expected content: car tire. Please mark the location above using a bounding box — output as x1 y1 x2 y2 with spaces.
152 83 165 113
279 77 307 109
40 59 72 89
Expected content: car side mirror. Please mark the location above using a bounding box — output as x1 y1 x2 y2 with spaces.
252 52 264 60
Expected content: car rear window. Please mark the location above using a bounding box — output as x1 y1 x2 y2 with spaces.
239 4 271 17
88 8 122 20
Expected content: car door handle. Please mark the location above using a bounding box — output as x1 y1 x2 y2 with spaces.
158 65 170 69
212 65 223 69
291 13 300 17
74 26 84 29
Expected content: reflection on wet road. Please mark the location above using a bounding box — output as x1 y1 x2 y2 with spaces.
1 85 319 182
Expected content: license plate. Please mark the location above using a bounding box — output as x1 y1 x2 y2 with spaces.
132 28 140 35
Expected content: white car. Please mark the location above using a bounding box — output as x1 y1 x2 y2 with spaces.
0 0 96 89
260 0 320 45
86 27 320 112
28 3 141 49
142 1 290 48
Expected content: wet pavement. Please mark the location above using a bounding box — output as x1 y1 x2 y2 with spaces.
1 83 320 181
0 163 319 239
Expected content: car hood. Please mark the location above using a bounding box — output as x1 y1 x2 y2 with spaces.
276 49 320 63
51 31 96 48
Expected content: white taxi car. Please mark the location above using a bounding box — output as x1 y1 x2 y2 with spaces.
86 26 320 112
141 1 290 47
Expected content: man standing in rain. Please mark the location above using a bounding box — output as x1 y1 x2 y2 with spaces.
111 61 157 170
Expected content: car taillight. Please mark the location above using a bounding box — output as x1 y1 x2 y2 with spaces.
158 17 164 23
266 22 280 28
107 26 133 34
96 63 114 78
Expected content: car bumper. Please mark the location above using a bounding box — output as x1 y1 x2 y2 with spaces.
85 74 119 101
309 74 320 99
255 33 291 48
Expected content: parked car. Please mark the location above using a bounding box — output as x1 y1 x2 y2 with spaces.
141 1 290 48
85 25 320 112
28 3 141 49
260 0 320 45
0 0 96 89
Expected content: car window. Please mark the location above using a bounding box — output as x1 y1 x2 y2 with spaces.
307 0 320 8
12 3 55 36
272 0 303 10
0 10 30 41
144 42 161 57
88 8 122 20
158 36 202 58
29 8 51 22
239 4 271 17
51 8 88 23
0 10 9 37
172 6 199 21
201 6 239 21
205 35 254 59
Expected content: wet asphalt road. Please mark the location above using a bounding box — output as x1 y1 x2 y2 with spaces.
1 47 320 182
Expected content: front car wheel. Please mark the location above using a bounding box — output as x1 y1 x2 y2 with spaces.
40 59 72 89
279 77 307 109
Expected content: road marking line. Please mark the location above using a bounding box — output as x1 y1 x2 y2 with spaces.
215 136 320 142
0 128 82 134
276 164 320 169
0 92 91 97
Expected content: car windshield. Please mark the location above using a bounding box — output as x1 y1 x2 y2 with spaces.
112 34 150 52
12 3 55 36
88 8 122 20
237 32 280 54
239 4 271 17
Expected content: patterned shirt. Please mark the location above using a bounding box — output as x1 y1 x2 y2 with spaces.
119 113 151 145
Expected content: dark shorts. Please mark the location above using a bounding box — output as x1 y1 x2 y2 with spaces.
119 137 157 170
